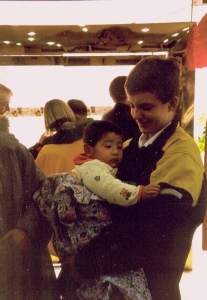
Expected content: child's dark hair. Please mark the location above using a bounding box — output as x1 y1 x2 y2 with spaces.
83 120 123 146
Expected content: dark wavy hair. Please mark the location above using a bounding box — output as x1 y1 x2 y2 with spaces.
125 56 180 103
109 76 127 103
83 120 123 146
67 99 88 116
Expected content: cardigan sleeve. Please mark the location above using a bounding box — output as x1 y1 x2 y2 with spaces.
71 160 140 207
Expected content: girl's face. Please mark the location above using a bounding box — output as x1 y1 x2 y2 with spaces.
85 132 123 168
0 97 10 116
127 92 178 138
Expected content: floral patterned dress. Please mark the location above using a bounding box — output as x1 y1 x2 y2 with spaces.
33 173 152 300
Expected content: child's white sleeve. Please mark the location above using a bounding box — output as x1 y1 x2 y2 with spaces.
73 160 140 207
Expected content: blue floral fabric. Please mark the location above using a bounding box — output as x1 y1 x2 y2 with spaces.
33 172 112 260
33 172 152 300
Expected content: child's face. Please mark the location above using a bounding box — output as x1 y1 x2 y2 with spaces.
87 132 123 168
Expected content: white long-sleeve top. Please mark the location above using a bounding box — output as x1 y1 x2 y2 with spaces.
71 154 141 207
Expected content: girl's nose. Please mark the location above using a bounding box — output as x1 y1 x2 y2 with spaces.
132 107 142 120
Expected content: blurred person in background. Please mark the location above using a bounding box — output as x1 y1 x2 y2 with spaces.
0 83 58 300
102 75 140 141
30 99 84 174
67 99 93 127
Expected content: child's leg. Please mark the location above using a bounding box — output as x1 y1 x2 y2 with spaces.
62 255 85 286
57 264 79 300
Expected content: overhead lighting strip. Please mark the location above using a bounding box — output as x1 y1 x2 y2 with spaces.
0 51 168 57
63 51 168 57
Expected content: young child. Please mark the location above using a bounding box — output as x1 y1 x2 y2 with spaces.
34 120 159 299
72 120 160 205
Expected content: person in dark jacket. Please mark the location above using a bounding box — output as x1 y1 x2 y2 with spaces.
102 75 140 141
67 99 93 127
0 82 58 300
73 57 207 300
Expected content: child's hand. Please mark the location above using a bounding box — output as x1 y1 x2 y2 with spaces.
141 184 160 199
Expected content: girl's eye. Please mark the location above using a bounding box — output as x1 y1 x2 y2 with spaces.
141 104 153 111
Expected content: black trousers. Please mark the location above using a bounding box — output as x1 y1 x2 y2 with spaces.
57 265 79 300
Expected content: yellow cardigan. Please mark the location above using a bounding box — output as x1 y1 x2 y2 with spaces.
36 139 83 176
124 126 204 206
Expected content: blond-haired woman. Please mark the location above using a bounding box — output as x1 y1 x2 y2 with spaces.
33 99 84 176
33 99 84 265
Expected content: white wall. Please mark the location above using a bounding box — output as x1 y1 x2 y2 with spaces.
0 65 133 108
1 1 206 148
0 1 193 25
3 65 133 147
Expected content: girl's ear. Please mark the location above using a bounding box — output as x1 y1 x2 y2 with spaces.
83 143 92 157
168 96 179 111
75 115 80 123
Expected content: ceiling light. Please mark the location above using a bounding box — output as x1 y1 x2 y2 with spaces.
47 42 55 45
172 33 179 37
182 27 189 31
16 43 22 46
82 27 88 32
137 40 144 44
3 41 10 44
57 44 61 47
28 37 34 41
28 32 35 36
141 28 149 32
164 39 169 43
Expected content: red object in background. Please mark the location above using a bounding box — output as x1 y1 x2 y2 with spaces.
186 13 207 70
